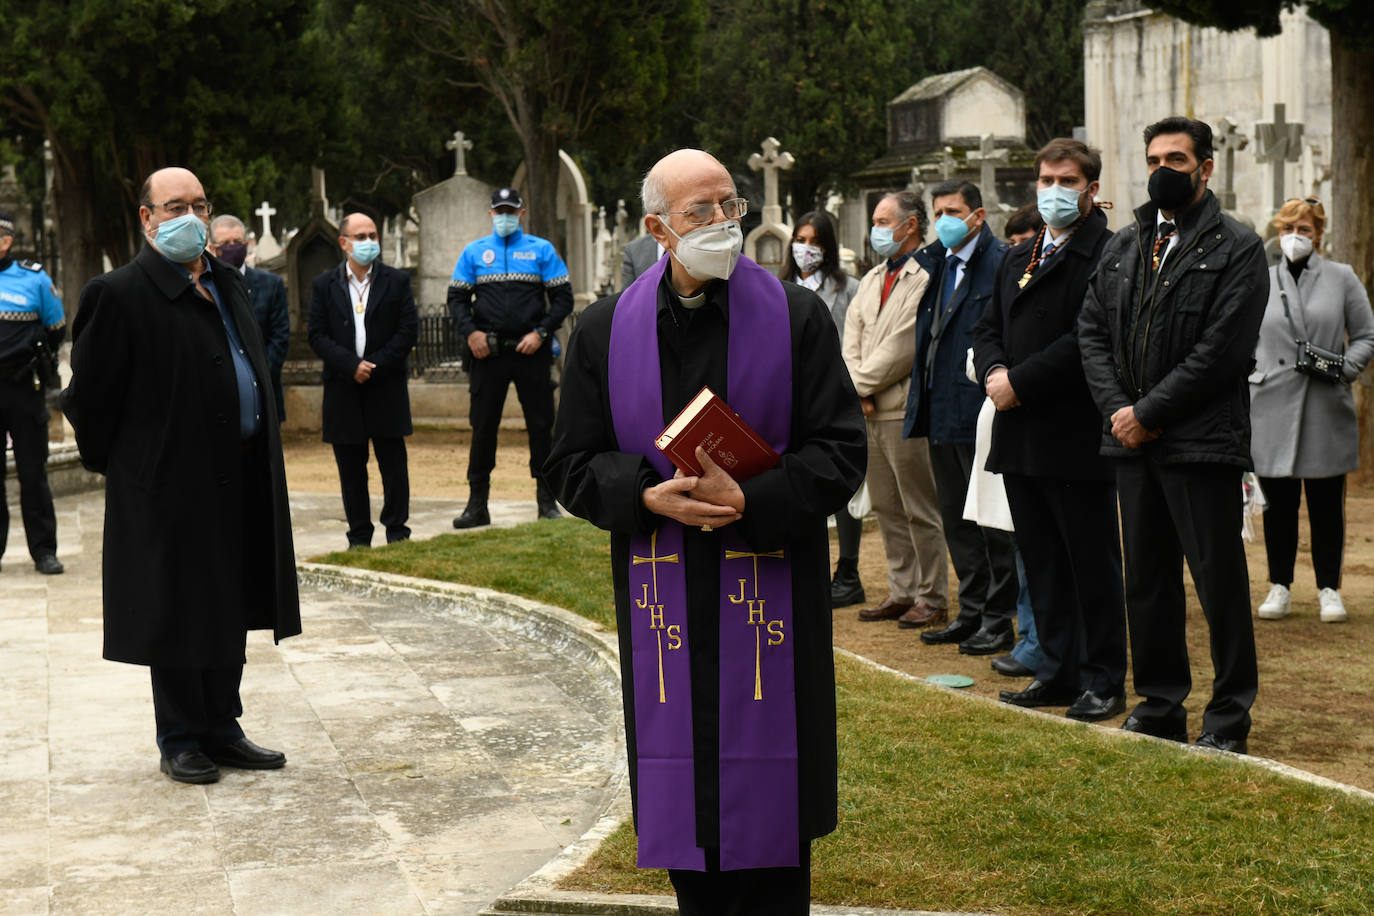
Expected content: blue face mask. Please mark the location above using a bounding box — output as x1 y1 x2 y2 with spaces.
493 213 521 237
869 225 904 259
1037 184 1085 230
350 239 381 265
935 213 974 250
152 213 207 263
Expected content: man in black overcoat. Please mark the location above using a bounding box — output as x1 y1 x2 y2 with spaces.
208 214 291 421
63 167 301 785
307 212 418 548
972 138 1127 722
544 149 865 915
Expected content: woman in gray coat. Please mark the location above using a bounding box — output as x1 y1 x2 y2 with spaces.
780 211 863 607
1250 198 1374 623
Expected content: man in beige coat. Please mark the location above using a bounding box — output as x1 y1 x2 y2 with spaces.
843 191 948 627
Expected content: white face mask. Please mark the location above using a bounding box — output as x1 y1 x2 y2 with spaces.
665 220 743 282
1280 232 1314 263
791 242 824 274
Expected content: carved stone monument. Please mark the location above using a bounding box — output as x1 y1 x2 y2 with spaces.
412 129 497 312
1255 102 1304 216
285 168 342 363
745 137 795 271
511 150 597 310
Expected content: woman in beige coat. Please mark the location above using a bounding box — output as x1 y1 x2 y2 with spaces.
1250 198 1374 623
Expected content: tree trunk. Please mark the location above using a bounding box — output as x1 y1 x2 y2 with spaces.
51 153 104 321
1332 34 1374 485
522 129 563 249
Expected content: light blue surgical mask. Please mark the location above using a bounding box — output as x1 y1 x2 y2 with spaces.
493 213 521 237
869 225 903 259
935 213 973 250
350 239 381 265
152 212 207 263
1037 184 1085 230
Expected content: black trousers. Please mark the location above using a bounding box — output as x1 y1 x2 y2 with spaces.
834 505 862 563
332 437 410 546
928 442 1017 628
1117 458 1257 739
1003 473 1127 696
0 379 57 561
151 664 245 757
668 844 810 916
467 345 554 484
1258 475 1345 590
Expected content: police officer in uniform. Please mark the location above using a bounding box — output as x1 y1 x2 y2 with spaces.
0 211 65 575
448 188 574 527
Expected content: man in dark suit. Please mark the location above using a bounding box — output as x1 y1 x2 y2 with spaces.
904 180 1018 656
307 212 419 549
63 166 301 784
973 139 1127 721
620 231 663 289
208 215 290 421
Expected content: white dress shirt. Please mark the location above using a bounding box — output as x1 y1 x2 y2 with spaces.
346 262 374 358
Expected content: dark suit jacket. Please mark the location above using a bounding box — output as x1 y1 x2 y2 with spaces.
903 223 1007 445
244 265 290 419
973 207 1114 481
307 260 418 443
62 245 301 666
620 234 662 290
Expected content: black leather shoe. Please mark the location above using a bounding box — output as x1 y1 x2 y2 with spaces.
999 679 1079 708
206 737 287 770
958 627 1014 655
1195 732 1248 755
990 655 1034 677
920 620 978 645
34 554 64 575
453 506 491 529
1121 715 1188 743
160 750 220 784
830 572 865 609
1066 689 1126 722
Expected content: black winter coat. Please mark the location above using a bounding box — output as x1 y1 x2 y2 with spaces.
1078 191 1269 467
63 245 301 666
973 207 1113 480
307 261 418 443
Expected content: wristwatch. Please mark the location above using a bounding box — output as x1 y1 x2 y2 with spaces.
535 327 550 342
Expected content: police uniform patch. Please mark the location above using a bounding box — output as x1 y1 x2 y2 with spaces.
18 260 43 272
482 249 496 266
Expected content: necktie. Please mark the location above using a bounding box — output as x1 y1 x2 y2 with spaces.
1152 221 1176 271
940 253 960 311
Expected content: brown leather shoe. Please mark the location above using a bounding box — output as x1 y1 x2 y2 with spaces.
897 601 948 629
857 597 913 621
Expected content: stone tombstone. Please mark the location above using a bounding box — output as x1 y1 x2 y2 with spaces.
285 169 342 361
744 137 795 272
412 134 497 314
1083 1 1332 235
253 200 283 265
511 149 597 311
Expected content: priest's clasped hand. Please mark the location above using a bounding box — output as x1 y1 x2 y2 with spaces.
643 447 746 529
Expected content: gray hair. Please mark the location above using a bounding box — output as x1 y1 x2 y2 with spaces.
209 214 247 240
882 191 929 236
641 168 670 217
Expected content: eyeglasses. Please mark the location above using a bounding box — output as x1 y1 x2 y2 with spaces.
660 197 749 227
150 199 213 218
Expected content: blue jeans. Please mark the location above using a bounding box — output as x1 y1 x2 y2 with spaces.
1010 548 1043 670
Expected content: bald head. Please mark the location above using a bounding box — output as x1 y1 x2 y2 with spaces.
140 167 203 208
138 167 211 263
641 149 731 219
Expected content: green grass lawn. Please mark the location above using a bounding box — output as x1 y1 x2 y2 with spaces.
322 518 1374 915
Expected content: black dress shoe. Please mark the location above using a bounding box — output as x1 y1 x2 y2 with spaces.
1066 689 1126 722
206 737 287 770
1195 732 1248 755
999 679 1079 708
160 750 220 784
1121 715 1188 743
920 620 978 645
958 627 1014 655
990 655 1034 677
34 554 64 575
830 573 866 609
453 507 491 529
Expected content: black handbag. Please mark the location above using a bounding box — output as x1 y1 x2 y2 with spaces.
1278 272 1344 384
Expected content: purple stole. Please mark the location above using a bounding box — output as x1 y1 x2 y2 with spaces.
607 253 799 871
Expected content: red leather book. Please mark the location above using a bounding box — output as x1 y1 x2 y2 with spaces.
655 386 781 481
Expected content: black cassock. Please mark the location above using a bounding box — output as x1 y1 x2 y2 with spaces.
544 273 866 850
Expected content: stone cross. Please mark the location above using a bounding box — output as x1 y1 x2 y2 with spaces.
445 130 473 177
310 166 329 221
747 137 795 224
966 134 1008 210
1213 118 1249 211
255 200 277 239
937 146 957 181
1254 103 1303 213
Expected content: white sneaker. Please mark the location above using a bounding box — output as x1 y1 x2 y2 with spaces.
1319 588 1347 623
1257 583 1291 620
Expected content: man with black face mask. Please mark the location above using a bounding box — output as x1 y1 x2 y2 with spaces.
1078 116 1269 755
209 215 290 422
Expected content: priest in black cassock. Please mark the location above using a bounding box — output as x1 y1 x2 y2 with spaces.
544 149 865 915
